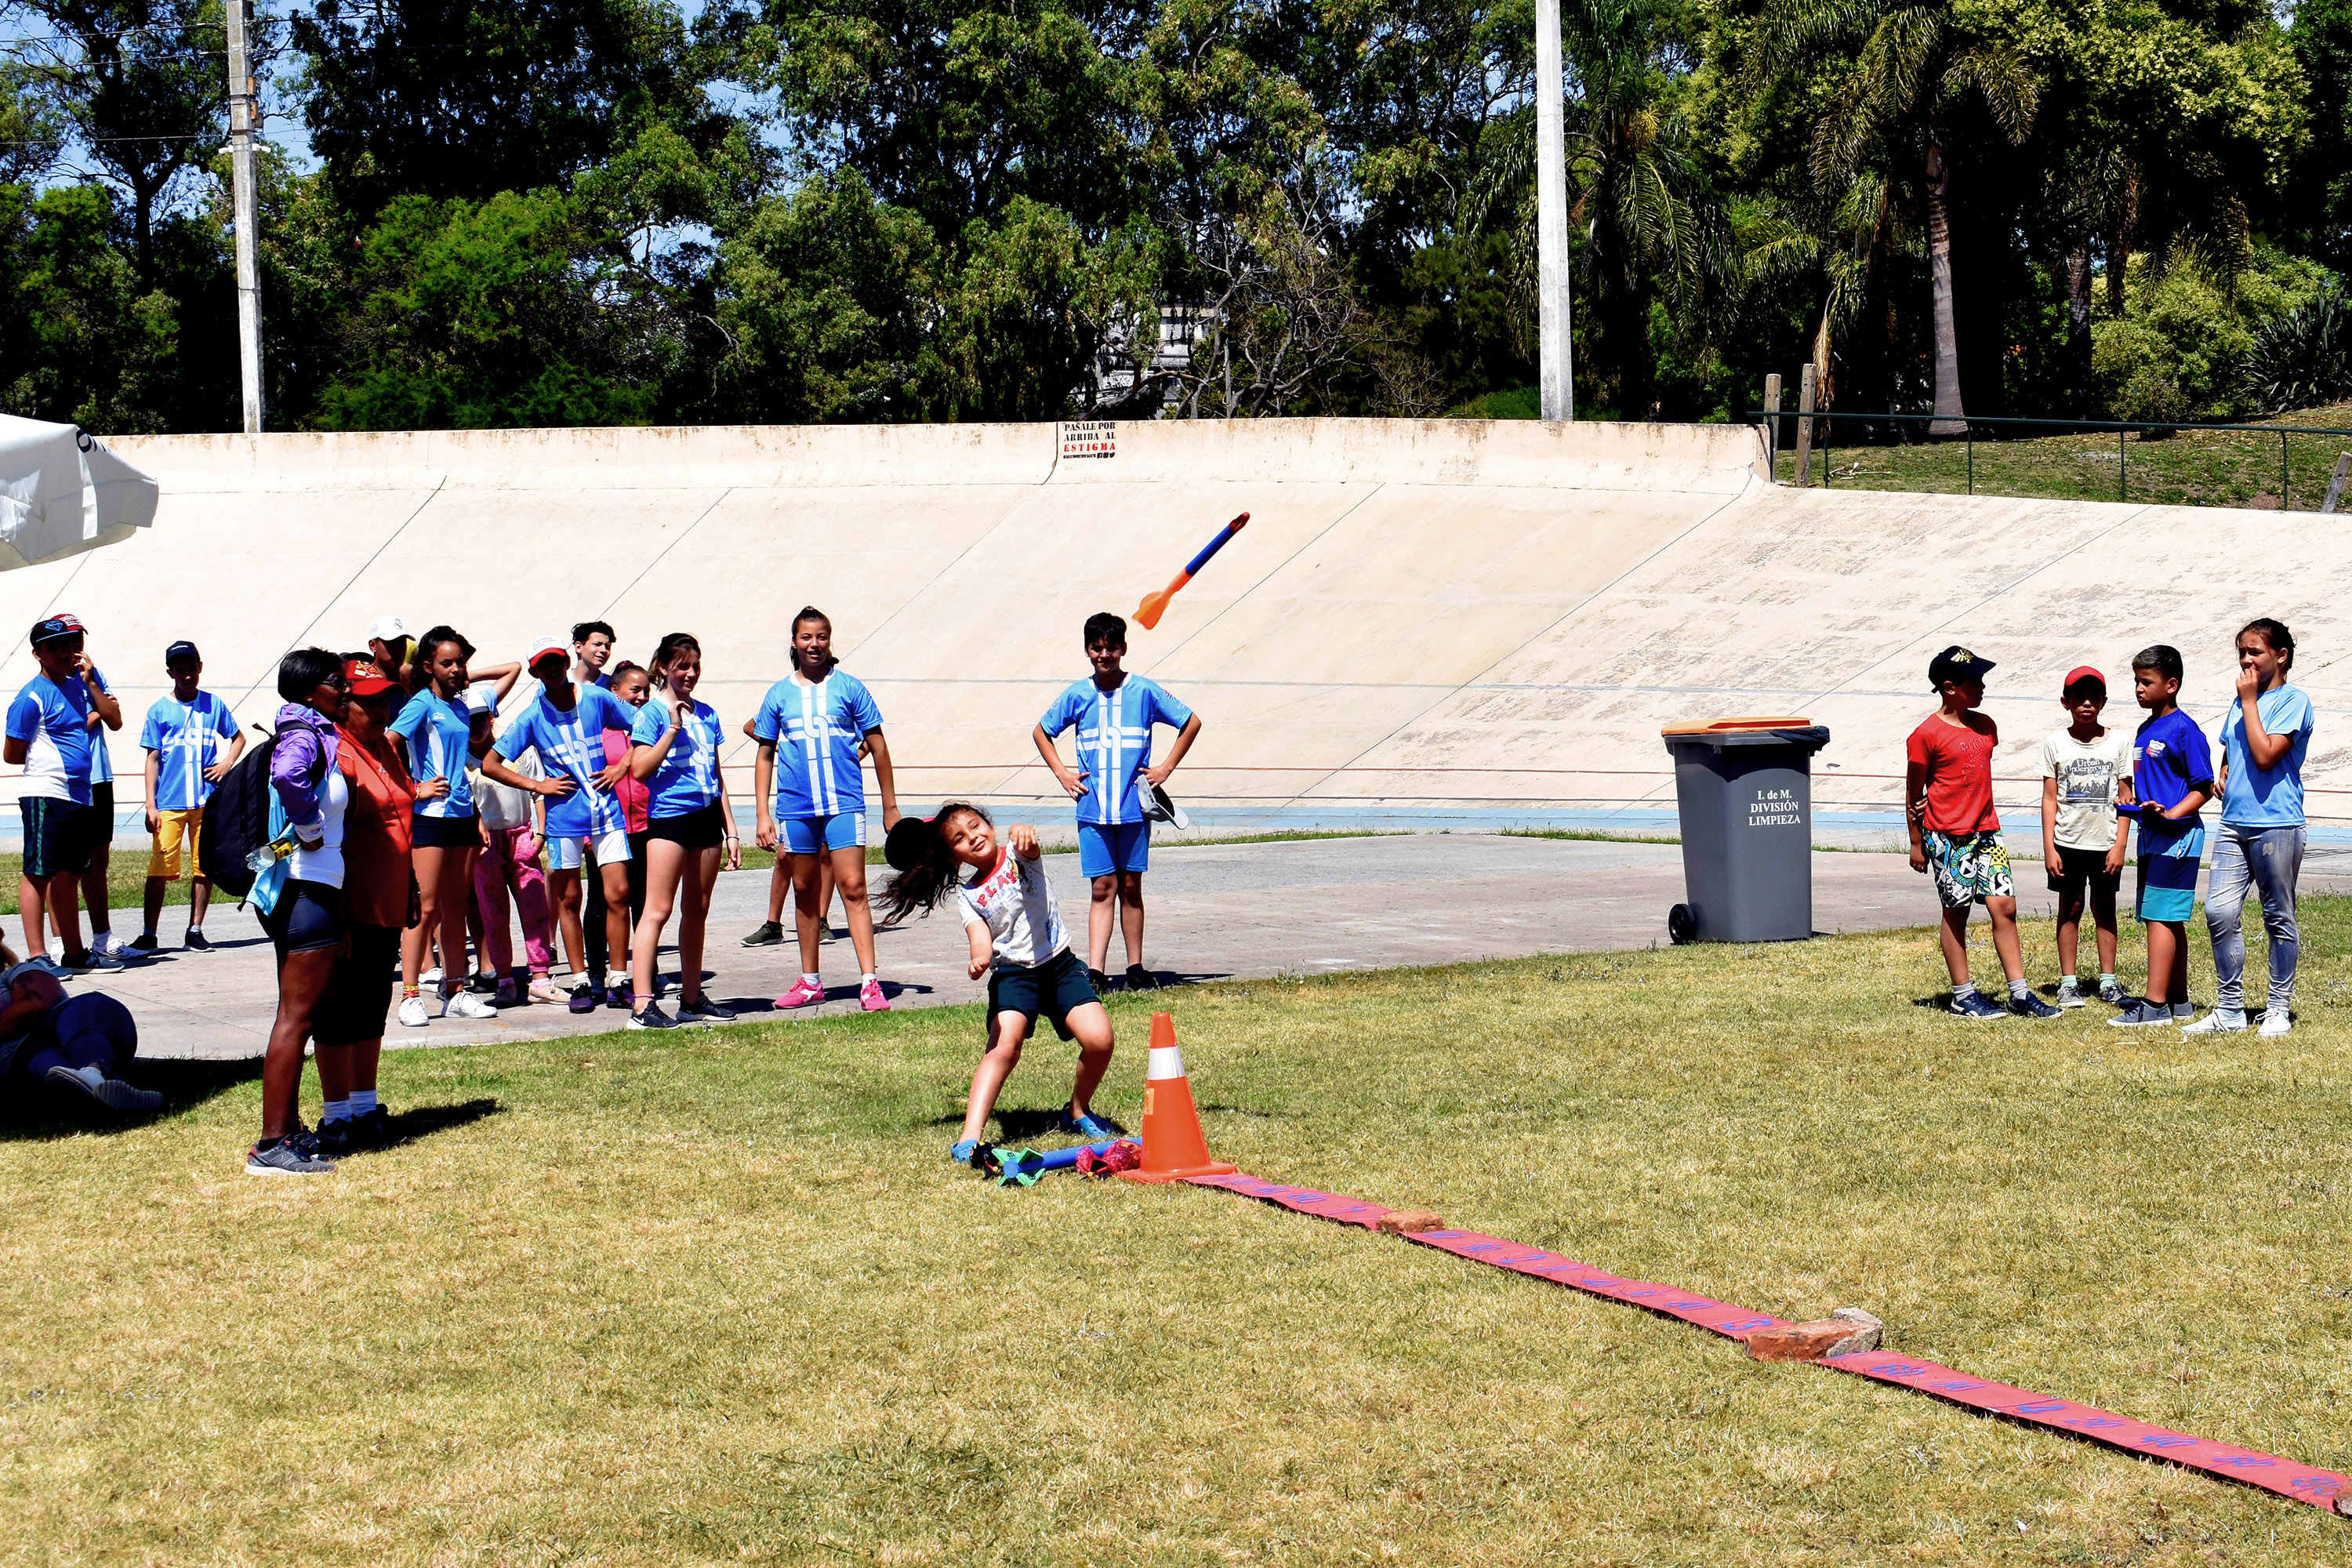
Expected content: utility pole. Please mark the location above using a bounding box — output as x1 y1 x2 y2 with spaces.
223 0 263 434
1534 0 1574 423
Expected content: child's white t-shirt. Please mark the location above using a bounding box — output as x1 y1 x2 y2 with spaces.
2039 725 2133 851
956 846 1069 970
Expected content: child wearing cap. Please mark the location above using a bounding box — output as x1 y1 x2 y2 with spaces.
133 641 244 952
1906 645 2057 1020
5 615 117 974
2109 644 2215 1028
2038 666 2132 1007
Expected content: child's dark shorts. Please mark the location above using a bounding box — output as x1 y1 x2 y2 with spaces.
985 948 1100 1043
2048 844 2122 899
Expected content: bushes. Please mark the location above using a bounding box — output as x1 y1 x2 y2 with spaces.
2242 292 2352 414
2089 246 2332 421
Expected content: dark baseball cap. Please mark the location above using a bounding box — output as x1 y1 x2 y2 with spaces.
1927 644 1995 688
165 640 201 664
29 614 84 647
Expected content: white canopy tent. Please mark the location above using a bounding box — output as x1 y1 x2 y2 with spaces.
0 415 158 571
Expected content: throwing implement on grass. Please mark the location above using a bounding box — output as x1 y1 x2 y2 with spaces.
1135 512 1248 630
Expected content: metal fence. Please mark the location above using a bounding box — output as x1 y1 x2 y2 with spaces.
1748 408 2352 510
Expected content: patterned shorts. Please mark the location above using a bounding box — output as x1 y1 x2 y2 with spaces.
1926 829 2013 910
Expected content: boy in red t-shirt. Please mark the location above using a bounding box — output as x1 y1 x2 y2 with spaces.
1906 646 2058 1020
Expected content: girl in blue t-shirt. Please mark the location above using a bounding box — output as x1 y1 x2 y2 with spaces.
390 626 495 1026
2187 617 2314 1037
625 632 740 1030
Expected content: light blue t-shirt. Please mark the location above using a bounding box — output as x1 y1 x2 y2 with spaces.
1038 674 1196 826
495 685 635 839
2221 683 2314 829
6 674 93 806
630 698 724 818
85 667 114 786
391 689 477 818
751 671 882 818
140 691 241 811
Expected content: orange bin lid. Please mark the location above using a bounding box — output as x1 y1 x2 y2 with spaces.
1661 715 1813 736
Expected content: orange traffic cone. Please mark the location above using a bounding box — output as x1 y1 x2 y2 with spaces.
1117 1012 1236 1184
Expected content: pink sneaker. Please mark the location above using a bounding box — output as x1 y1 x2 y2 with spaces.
774 977 826 1009
859 978 890 1012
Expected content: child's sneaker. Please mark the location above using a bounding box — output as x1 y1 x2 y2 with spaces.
742 920 784 947
444 990 497 1021
1124 963 1159 992
627 1003 684 1031
2261 1007 2293 1036
859 978 890 1012
774 977 825 1009
2009 992 2062 1020
2098 977 2125 1005
1947 990 2005 1020
2180 1008 2247 1035
605 982 631 1010
2172 1000 2195 1018
125 932 160 954
2107 1000 2174 1027
568 982 600 1014
1058 1106 1128 1140
245 1135 336 1175
2054 978 2085 1009
397 994 430 1028
183 929 213 952
1087 967 1109 995
492 977 521 1009
528 975 563 1005
677 994 737 1023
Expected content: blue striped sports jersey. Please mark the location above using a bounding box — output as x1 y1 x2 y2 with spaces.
630 697 724 818
391 689 477 818
140 691 240 811
495 684 635 839
751 671 882 818
1037 674 1195 826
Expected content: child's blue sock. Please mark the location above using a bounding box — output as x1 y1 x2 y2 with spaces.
323 1097 353 1125
351 1089 378 1116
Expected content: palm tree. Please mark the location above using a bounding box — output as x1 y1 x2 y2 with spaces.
1749 0 2034 434
1470 0 1725 417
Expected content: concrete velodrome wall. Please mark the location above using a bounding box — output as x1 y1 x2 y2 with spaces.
4 418 2339 834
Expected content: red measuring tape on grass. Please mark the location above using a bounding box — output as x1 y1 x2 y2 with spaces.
1112 1016 2349 1514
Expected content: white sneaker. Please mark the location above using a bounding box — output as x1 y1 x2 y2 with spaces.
2260 1007 2292 1036
397 994 430 1028
2181 1009 2248 1035
527 975 563 1004
420 966 444 985
443 991 497 1021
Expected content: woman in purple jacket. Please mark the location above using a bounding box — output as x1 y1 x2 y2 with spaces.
247 648 350 1176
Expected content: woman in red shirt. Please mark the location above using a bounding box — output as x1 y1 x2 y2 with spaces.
316 655 425 1154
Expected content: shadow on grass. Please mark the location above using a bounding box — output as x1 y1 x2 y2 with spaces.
369 1098 503 1152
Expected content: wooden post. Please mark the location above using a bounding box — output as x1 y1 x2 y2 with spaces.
1762 372 1781 480
2323 452 2352 517
1794 364 1817 489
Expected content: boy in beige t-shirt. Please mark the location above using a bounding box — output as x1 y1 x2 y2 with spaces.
2038 666 2134 1007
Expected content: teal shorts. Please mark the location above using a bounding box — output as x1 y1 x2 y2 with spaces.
2135 822 2205 924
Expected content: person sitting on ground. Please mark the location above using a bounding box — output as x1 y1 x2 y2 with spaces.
0 952 161 1114
1906 645 2058 1020
134 639 245 953
1033 611 1203 994
877 803 1124 1166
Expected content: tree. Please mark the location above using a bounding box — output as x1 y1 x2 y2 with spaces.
1749 0 2034 434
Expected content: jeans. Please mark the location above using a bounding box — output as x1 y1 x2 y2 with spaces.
24 993 138 1080
2206 822 2304 1012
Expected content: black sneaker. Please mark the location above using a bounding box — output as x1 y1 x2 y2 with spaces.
1087 967 1109 995
2009 992 2062 1019
606 982 631 1010
183 929 212 952
125 932 160 954
677 994 737 1023
1124 964 1159 992
466 971 497 996
246 1135 336 1175
568 982 600 1014
314 1119 353 1158
627 1003 683 1031
62 949 125 975
342 1105 394 1151
742 920 785 947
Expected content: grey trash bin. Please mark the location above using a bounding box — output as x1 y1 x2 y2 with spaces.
1661 717 1833 944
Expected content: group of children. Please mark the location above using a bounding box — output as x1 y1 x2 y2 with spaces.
1906 618 2311 1034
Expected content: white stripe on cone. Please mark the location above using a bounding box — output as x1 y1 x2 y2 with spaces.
1147 1044 1186 1080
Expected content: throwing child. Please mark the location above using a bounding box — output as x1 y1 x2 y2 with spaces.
877 804 1124 1165
1906 645 2058 1019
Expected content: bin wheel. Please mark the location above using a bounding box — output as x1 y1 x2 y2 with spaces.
1668 903 1696 946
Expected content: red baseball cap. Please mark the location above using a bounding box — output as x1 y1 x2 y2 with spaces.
2062 665 2106 695
343 656 396 697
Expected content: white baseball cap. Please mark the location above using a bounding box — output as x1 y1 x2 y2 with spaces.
524 634 569 670
466 685 499 717
368 615 412 645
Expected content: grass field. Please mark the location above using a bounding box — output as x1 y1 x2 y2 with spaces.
8 898 2352 1563
1768 403 2352 509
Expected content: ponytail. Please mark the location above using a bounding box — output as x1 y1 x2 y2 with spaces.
877 804 987 925
648 632 700 691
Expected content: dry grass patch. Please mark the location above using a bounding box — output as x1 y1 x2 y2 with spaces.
7 900 2352 1563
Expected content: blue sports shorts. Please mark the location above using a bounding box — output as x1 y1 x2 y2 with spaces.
783 811 864 855
2136 822 2205 924
1077 820 1149 879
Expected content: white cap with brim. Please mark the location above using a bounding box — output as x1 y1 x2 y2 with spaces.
368 615 412 645
524 636 569 670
